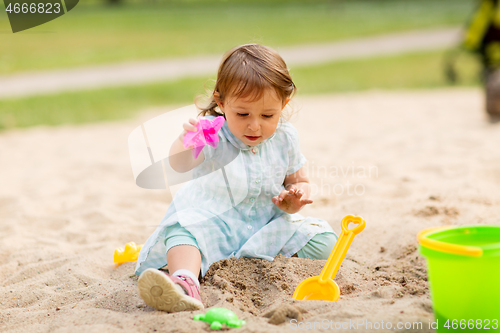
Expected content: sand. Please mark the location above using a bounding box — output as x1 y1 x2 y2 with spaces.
1 88 499 332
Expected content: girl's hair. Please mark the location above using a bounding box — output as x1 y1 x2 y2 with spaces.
197 44 296 118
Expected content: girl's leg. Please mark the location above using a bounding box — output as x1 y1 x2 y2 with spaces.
138 224 203 312
295 232 337 260
164 222 201 280
166 244 201 278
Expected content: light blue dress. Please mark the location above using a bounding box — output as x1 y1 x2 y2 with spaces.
135 116 335 277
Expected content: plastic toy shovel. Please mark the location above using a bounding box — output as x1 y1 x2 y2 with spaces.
292 215 366 301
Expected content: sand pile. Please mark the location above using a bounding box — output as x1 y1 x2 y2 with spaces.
1 88 499 332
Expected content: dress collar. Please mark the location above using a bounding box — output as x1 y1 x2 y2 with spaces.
220 118 277 151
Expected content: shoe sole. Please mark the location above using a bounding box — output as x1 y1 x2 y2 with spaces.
137 268 204 312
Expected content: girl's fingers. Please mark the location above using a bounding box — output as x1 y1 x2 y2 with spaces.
183 122 198 132
275 188 311 205
280 187 295 201
278 190 289 201
183 118 199 132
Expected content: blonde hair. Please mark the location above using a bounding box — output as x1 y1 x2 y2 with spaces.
197 44 296 118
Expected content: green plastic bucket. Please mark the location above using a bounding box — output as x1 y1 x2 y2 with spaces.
418 225 500 332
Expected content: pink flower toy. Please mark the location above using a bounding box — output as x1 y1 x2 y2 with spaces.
182 116 225 159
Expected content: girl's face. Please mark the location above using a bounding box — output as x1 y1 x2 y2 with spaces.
217 88 289 147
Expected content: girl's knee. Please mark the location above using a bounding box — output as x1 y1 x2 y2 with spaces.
296 232 337 260
165 223 199 253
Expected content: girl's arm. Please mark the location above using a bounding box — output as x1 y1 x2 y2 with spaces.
168 118 205 173
283 167 311 201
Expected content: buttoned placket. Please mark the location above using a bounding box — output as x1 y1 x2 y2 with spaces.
220 120 273 233
247 146 262 231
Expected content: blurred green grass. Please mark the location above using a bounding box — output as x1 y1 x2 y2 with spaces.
293 50 481 94
0 0 474 74
0 49 481 130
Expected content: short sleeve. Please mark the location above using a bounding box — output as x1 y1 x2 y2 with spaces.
284 123 307 175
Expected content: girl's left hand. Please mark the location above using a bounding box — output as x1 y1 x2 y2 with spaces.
272 186 313 214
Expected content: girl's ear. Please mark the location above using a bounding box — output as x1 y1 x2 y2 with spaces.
213 92 224 109
282 97 291 109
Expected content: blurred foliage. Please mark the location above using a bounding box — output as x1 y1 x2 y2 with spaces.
293 49 481 94
78 0 473 6
0 49 481 130
0 76 207 129
0 0 474 74
0 0 479 130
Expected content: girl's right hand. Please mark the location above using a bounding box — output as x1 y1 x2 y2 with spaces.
178 117 200 147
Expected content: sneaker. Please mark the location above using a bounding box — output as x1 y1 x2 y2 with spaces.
137 268 204 312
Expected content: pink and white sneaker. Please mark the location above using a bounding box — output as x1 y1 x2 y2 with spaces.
137 268 204 312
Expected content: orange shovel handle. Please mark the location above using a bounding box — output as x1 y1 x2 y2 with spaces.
319 215 365 283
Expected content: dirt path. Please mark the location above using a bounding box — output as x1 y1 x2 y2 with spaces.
0 27 461 99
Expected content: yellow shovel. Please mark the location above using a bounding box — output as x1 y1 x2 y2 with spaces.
292 215 366 301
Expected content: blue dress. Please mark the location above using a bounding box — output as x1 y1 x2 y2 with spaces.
135 116 334 277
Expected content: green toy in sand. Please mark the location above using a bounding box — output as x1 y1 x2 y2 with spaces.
193 308 246 330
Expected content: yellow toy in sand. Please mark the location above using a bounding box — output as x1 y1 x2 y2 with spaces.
114 242 143 265
293 215 365 301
